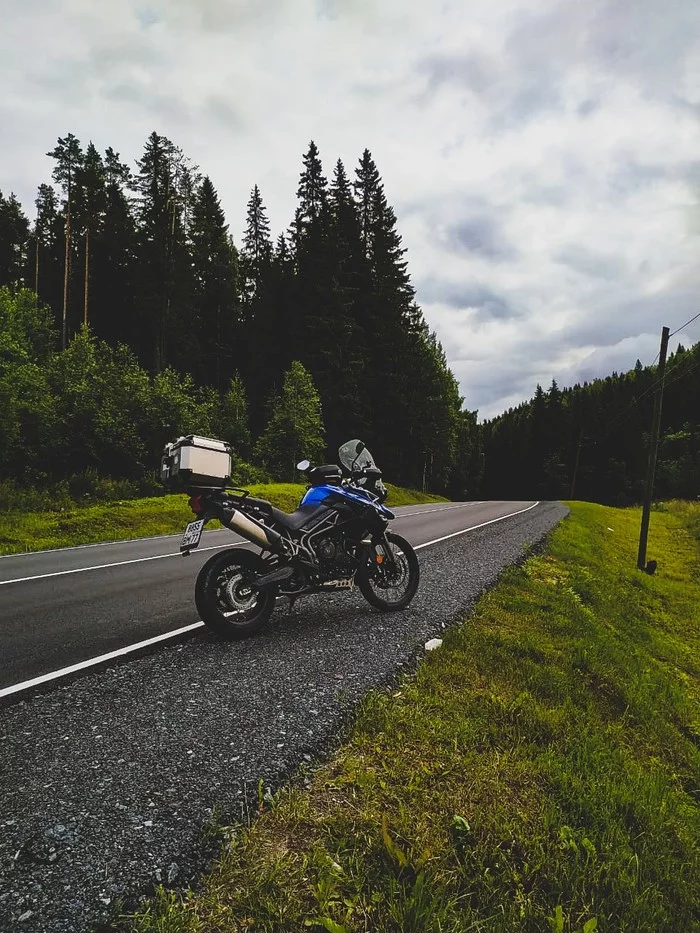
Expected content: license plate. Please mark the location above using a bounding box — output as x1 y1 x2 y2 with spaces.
180 519 205 551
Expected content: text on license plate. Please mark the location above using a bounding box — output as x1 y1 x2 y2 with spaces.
181 519 205 551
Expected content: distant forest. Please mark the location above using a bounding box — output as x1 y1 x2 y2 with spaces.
0 133 697 506
481 343 700 504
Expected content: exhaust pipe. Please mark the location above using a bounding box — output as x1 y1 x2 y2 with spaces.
221 507 286 554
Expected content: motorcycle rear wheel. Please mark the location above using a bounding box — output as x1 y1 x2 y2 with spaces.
195 548 276 639
357 532 420 611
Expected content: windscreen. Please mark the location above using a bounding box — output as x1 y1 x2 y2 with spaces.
338 439 376 472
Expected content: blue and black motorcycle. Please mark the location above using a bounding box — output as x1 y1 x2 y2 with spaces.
170 439 420 639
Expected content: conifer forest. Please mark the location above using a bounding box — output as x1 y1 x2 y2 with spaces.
0 132 698 505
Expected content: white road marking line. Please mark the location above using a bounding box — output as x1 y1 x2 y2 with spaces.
0 623 205 699
0 542 245 586
0 502 481 585
0 501 541 699
414 501 539 550
395 502 481 518
0 500 449 562
0 526 229 559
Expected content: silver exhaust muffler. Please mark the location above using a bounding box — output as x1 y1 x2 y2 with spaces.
221 507 285 553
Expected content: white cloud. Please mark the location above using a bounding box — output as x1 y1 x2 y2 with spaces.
1 0 699 418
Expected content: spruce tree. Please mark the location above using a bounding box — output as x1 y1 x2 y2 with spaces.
75 142 106 327
134 132 198 372
241 185 272 301
353 148 382 257
294 140 328 245
255 360 325 481
240 185 277 427
33 184 63 317
97 147 138 348
190 176 240 390
0 191 30 288
214 372 251 459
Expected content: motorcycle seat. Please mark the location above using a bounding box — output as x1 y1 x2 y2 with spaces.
270 504 326 532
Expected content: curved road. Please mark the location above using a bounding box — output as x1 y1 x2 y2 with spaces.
1 500 536 693
0 498 567 932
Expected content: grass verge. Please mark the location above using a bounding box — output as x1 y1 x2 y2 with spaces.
0 484 447 555
128 501 699 932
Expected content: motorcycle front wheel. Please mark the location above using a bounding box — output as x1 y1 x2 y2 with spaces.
195 548 276 639
357 532 420 611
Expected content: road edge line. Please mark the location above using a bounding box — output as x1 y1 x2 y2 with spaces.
0 542 246 586
1 501 540 704
0 622 205 701
414 501 540 550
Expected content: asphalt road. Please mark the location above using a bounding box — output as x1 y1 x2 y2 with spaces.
0 499 567 932
1 501 535 692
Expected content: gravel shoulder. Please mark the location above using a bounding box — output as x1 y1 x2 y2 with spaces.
0 501 567 932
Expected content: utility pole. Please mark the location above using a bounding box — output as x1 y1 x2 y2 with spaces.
637 325 670 571
569 428 583 499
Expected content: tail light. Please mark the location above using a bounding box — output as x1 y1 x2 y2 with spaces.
188 494 204 515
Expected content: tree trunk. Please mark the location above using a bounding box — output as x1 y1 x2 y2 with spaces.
62 206 71 349
84 228 89 326
34 237 40 304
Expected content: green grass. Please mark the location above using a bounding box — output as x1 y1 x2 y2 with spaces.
126 501 700 933
0 483 447 555
383 483 448 507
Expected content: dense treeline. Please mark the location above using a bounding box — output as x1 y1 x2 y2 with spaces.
481 344 700 504
0 282 358 507
0 134 482 499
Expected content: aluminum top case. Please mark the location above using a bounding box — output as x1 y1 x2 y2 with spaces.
160 435 232 490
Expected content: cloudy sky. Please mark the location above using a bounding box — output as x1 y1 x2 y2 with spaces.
2 0 700 418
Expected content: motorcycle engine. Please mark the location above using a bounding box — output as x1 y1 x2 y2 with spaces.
315 536 355 576
316 537 338 564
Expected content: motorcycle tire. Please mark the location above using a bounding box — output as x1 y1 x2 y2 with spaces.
357 532 420 612
195 548 276 639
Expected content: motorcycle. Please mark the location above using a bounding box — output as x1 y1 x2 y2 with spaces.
160 437 420 639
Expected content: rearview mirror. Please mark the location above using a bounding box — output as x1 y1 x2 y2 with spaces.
296 459 311 472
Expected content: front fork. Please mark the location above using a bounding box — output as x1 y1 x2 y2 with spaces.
362 530 396 578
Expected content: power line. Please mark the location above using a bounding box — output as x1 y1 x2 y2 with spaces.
580 343 700 447
660 349 700 392
669 310 700 339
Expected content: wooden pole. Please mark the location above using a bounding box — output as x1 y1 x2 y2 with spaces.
569 428 583 499
637 325 670 571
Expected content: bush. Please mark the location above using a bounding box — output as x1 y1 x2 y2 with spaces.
230 458 271 486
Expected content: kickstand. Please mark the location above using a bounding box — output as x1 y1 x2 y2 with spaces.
286 595 299 615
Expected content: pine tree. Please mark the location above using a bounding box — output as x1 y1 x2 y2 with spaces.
47 134 84 348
